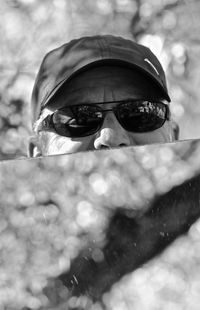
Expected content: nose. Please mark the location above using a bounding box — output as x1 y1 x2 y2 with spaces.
94 112 131 150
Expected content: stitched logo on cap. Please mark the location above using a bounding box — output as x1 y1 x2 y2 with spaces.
144 58 159 76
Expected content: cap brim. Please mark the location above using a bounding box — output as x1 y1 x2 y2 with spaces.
43 59 171 111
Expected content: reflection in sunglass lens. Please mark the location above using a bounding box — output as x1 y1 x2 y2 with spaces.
52 106 103 137
116 101 166 132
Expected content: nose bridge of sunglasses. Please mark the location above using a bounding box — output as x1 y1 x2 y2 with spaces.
86 103 119 120
95 101 118 111
100 109 123 129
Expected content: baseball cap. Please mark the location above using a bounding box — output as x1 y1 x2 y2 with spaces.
31 35 171 123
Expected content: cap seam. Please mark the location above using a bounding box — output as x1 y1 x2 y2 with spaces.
101 36 110 58
96 37 104 59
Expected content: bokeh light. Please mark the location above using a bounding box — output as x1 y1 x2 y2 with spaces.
1 140 200 308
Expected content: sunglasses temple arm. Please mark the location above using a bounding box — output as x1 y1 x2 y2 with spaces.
37 114 53 132
166 105 171 120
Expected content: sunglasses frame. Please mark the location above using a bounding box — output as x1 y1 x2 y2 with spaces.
38 99 170 138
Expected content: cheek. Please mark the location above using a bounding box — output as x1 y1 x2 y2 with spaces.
39 132 94 155
128 122 173 146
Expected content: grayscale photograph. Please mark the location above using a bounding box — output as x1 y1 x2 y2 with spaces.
0 1 200 309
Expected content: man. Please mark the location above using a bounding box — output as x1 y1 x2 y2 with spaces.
28 35 178 157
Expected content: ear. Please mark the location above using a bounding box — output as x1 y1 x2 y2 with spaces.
171 120 180 141
27 136 42 158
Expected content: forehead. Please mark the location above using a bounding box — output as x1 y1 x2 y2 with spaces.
48 65 164 109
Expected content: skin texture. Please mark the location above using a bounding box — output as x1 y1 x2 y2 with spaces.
29 66 174 157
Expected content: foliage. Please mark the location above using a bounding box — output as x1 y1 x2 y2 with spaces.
1 141 200 309
1 0 200 159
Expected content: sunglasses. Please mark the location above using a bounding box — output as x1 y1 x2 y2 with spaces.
39 99 170 138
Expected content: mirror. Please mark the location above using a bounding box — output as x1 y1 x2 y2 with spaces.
1 139 200 309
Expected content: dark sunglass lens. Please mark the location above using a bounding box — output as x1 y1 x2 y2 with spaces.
117 101 166 132
52 106 103 137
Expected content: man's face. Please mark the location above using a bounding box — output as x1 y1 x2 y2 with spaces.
31 66 174 157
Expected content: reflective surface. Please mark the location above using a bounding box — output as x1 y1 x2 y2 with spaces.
1 139 200 309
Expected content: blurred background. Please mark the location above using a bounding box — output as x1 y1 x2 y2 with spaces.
1 140 200 310
1 0 200 160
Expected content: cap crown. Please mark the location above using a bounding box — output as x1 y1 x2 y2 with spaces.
32 35 170 122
